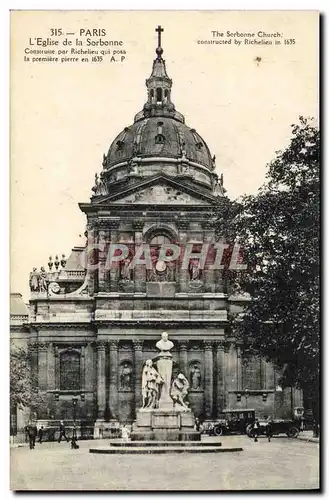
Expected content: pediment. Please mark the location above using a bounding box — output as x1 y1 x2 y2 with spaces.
94 175 216 206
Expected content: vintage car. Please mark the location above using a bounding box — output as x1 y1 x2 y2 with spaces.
246 419 301 438
204 408 256 436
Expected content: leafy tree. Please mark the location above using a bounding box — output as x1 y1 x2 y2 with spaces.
216 117 320 419
10 343 44 417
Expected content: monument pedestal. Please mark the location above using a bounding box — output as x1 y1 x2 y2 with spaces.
131 409 200 441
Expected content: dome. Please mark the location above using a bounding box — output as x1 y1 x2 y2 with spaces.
92 27 225 199
105 117 214 171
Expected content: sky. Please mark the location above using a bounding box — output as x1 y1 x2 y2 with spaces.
10 10 318 300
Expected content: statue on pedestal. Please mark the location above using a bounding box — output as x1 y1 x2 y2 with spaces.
171 373 190 411
156 331 174 353
141 360 163 409
29 267 39 292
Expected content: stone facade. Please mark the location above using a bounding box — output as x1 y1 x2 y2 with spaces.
16 29 302 434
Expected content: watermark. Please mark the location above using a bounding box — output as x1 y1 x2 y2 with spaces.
79 242 247 271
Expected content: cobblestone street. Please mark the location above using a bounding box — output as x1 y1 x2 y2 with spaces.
10 435 319 491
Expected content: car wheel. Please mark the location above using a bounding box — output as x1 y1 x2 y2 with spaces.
287 427 299 438
214 426 223 436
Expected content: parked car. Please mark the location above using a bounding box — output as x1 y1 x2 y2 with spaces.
204 408 256 436
246 419 301 438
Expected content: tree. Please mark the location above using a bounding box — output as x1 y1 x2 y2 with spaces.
215 117 320 419
10 343 44 418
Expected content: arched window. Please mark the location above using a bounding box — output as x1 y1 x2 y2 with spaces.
156 88 162 102
60 350 80 391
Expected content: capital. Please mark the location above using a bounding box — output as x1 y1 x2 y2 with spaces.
96 341 107 351
108 340 119 349
38 342 49 352
133 220 144 231
203 341 214 350
108 220 120 230
133 339 143 351
179 340 189 351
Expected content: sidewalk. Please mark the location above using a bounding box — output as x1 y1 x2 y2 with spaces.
297 431 319 443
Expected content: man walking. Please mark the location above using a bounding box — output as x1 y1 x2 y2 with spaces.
58 420 69 443
26 421 38 450
38 426 44 444
265 417 273 442
253 418 261 442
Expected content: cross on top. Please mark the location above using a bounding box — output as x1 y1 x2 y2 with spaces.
155 25 164 47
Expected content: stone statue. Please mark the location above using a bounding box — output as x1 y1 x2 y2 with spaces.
128 156 139 175
38 267 48 292
189 260 200 281
120 259 132 281
141 360 163 409
171 373 190 411
155 332 174 409
29 267 39 291
190 364 202 390
120 363 133 391
156 331 174 353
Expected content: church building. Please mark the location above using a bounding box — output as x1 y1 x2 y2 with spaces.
22 27 302 436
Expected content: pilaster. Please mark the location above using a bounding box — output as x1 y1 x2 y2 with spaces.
204 341 214 419
108 340 119 419
133 340 144 411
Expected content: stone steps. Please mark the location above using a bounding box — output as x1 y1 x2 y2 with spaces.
108 440 222 447
89 446 243 454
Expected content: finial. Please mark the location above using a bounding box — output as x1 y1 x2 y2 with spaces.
155 25 164 59
48 255 53 271
54 255 60 270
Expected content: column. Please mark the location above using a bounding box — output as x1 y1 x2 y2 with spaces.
47 343 56 391
133 340 144 411
29 342 39 389
177 221 189 293
96 341 106 419
98 223 108 293
204 341 214 419
108 340 119 419
236 345 242 391
38 342 48 391
109 221 120 292
215 342 226 416
84 343 94 392
133 220 146 293
214 236 226 293
179 341 188 375
86 220 98 296
80 345 85 391
203 224 215 293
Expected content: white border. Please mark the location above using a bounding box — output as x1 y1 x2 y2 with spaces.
3 2 326 499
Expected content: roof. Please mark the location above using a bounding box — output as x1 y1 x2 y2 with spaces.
10 293 29 317
65 247 85 270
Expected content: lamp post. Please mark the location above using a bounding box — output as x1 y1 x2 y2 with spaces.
244 388 249 407
72 397 78 445
72 397 78 424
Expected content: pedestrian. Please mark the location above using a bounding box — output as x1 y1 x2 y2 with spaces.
252 418 261 442
195 417 201 432
24 425 29 444
38 426 44 444
70 423 79 449
26 421 37 450
265 417 273 442
121 424 130 443
58 420 70 443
